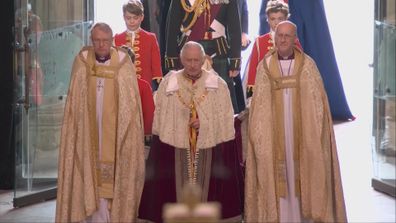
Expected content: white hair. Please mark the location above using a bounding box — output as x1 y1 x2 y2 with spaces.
180 41 205 59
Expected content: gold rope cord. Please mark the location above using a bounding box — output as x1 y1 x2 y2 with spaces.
180 0 210 33
181 0 202 13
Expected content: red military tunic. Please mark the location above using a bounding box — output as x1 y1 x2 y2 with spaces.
246 32 302 96
137 78 154 135
114 28 160 135
114 28 162 85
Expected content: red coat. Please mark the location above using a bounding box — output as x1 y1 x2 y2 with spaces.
114 29 158 135
137 78 155 135
114 29 162 84
247 33 302 91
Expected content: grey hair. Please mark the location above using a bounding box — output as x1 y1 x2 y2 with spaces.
91 22 113 37
180 41 206 58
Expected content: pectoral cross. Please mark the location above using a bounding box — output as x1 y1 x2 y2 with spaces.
97 79 104 92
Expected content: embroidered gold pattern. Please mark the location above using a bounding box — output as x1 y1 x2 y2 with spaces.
97 161 115 184
187 148 199 184
176 89 208 109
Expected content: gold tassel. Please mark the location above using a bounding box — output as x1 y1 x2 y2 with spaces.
189 101 198 184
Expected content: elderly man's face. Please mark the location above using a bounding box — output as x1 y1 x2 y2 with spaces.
91 28 113 57
275 22 296 57
181 46 204 79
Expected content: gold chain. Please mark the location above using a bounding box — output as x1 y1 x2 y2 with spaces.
187 148 199 184
176 89 208 110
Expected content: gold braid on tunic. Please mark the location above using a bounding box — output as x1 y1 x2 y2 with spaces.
180 0 211 33
125 33 133 48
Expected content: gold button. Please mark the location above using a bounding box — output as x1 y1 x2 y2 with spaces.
136 67 142 71
135 60 141 65
136 74 141 79
135 53 140 58
133 46 140 52
134 40 140 45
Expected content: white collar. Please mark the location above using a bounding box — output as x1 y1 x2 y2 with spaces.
165 70 219 94
127 27 140 34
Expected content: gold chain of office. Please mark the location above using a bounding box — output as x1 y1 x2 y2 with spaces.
176 89 209 110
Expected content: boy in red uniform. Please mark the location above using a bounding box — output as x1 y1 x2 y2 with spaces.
114 0 163 90
114 0 162 138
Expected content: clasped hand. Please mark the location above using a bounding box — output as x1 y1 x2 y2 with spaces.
189 117 200 132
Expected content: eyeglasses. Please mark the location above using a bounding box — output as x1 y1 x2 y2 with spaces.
92 38 112 45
